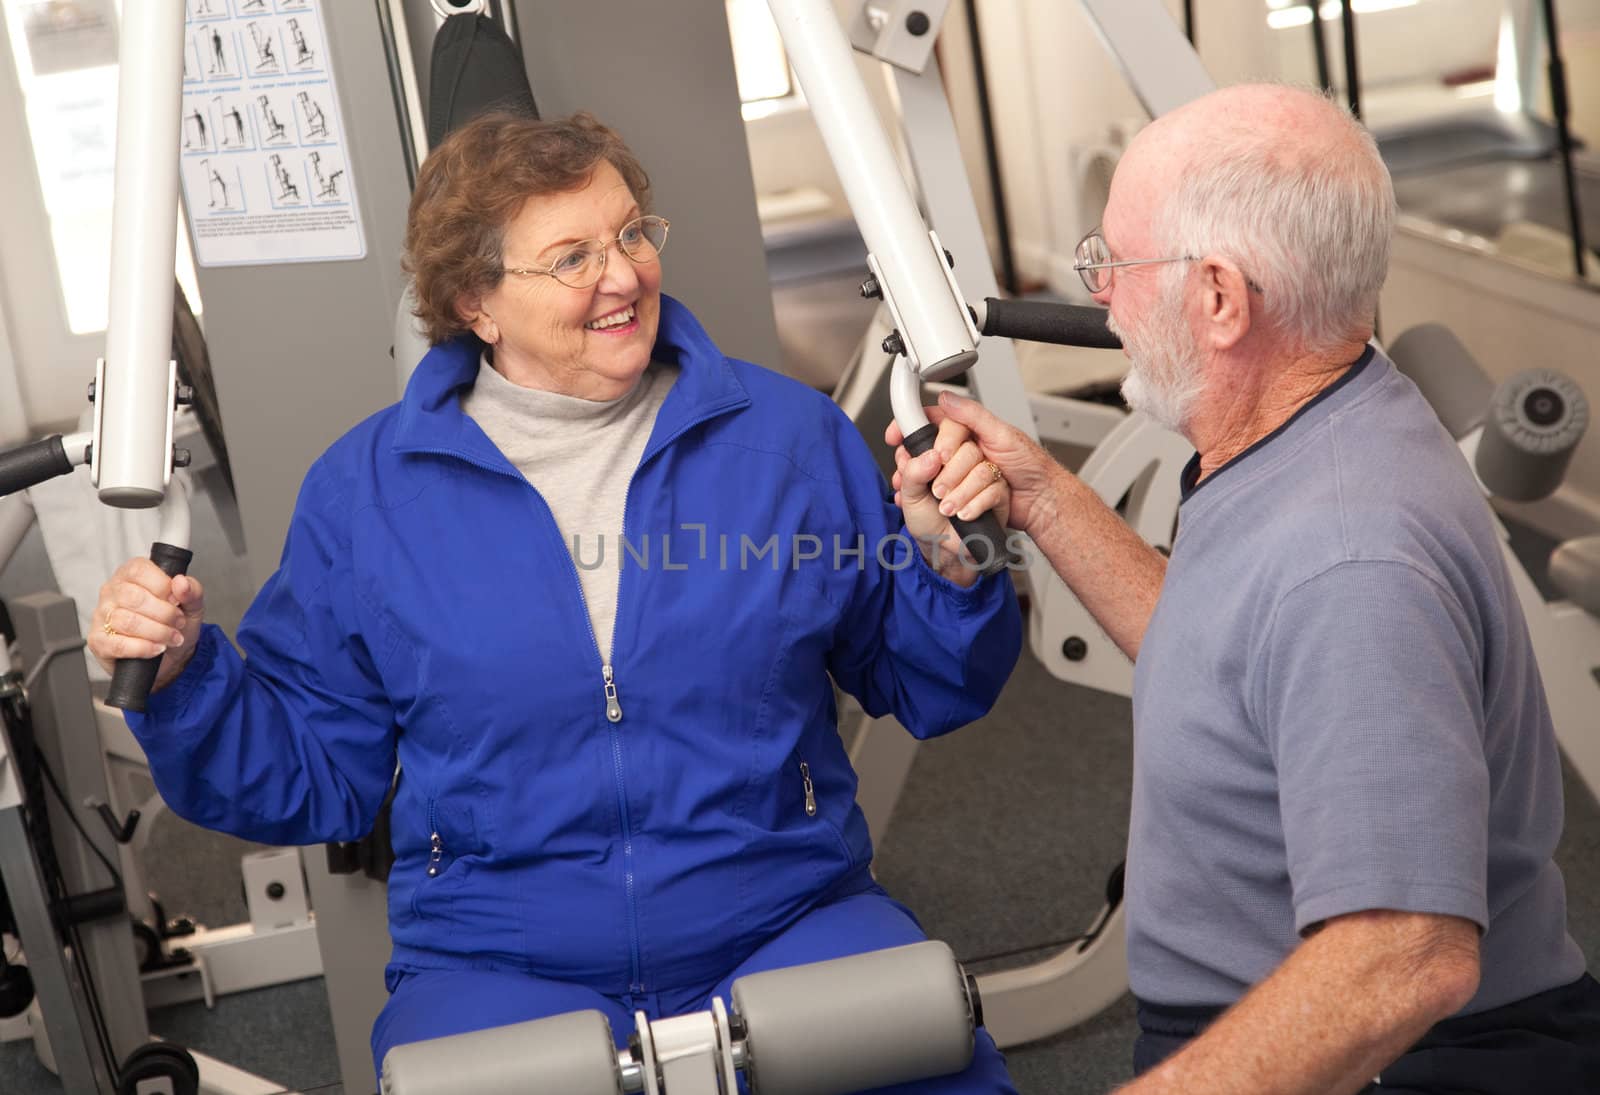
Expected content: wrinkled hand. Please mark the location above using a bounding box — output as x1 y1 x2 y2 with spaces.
87 559 206 693
904 390 1060 536
886 407 1011 582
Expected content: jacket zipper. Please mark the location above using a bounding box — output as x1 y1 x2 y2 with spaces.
543 519 641 992
413 398 742 996
427 800 444 877
607 472 642 994
799 761 817 817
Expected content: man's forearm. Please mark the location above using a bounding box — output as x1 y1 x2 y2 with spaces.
1116 911 1480 1095
1025 463 1167 660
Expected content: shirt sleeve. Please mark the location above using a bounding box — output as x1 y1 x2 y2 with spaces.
124 459 398 846
813 401 1022 739
1259 558 1490 935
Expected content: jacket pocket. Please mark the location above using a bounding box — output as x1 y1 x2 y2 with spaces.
410 798 459 921
796 755 855 868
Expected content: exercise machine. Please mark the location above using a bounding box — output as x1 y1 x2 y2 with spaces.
777 0 1211 1048
1387 324 1600 803
382 941 980 1095
0 2 314 1090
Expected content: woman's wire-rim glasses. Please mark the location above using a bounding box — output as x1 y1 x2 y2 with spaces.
503 215 671 289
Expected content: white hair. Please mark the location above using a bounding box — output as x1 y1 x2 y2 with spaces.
1156 87 1397 354
1110 262 1205 431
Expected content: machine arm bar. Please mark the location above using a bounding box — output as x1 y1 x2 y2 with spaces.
95 0 196 714
977 299 1122 350
96 0 183 508
766 0 1012 575
765 0 977 384
0 436 77 498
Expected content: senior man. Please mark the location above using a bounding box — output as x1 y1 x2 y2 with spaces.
901 84 1600 1093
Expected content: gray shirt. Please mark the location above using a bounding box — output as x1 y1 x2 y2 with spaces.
1128 347 1587 1013
460 355 676 663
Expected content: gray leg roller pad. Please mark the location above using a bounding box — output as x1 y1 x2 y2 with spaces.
1475 369 1589 502
1387 324 1495 440
732 940 974 1095
380 1008 620 1095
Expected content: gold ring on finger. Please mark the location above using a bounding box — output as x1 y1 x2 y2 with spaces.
983 460 1005 484
103 621 117 637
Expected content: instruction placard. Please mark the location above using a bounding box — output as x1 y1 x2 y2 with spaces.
178 0 365 266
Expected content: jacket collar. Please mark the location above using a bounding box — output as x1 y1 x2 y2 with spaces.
393 294 752 461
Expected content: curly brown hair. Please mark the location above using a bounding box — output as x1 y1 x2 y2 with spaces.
403 111 652 344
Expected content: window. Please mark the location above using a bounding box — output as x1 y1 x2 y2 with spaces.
1266 0 1422 30
3 0 201 334
726 0 796 118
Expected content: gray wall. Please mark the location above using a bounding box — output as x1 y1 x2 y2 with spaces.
512 0 781 369
192 4 413 588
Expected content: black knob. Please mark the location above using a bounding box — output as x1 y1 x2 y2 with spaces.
1062 636 1088 662
906 10 931 36
882 331 905 356
860 276 882 299
176 384 195 406
1523 388 1565 427
326 843 360 875
86 379 97 403
266 881 286 901
173 448 192 469
944 247 955 268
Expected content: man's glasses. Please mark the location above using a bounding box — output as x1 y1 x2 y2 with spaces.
504 214 670 289
1073 227 1262 295
1072 227 1197 295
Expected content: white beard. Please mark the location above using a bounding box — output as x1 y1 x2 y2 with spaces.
1108 271 1204 433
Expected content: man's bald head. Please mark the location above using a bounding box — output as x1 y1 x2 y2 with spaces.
1114 83 1395 355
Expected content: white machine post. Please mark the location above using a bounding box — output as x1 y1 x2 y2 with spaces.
1077 0 1216 117
95 0 199 714
766 0 1017 577
96 0 185 507
765 0 977 386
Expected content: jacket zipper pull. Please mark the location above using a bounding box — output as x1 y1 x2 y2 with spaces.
427 831 444 877
800 762 817 817
603 665 623 723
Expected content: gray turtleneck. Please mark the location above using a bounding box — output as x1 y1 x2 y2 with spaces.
461 355 677 662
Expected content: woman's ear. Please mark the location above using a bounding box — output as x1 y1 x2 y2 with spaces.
458 296 498 344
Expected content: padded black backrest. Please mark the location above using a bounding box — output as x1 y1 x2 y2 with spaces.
428 13 539 147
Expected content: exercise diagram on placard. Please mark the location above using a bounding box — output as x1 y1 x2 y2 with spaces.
175 0 362 266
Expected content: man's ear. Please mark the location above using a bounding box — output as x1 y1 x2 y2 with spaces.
457 295 497 344
1197 256 1252 352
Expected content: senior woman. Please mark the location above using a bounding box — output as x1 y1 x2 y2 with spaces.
89 112 1021 1092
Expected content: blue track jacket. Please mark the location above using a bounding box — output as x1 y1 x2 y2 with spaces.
127 295 1021 994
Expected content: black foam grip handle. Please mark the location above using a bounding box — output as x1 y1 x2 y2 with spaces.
106 542 195 714
903 425 1015 578
0 435 73 497
982 298 1122 350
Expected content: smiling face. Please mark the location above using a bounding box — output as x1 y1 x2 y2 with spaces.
463 161 662 401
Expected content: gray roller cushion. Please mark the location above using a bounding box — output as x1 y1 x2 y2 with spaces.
1387 324 1495 439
